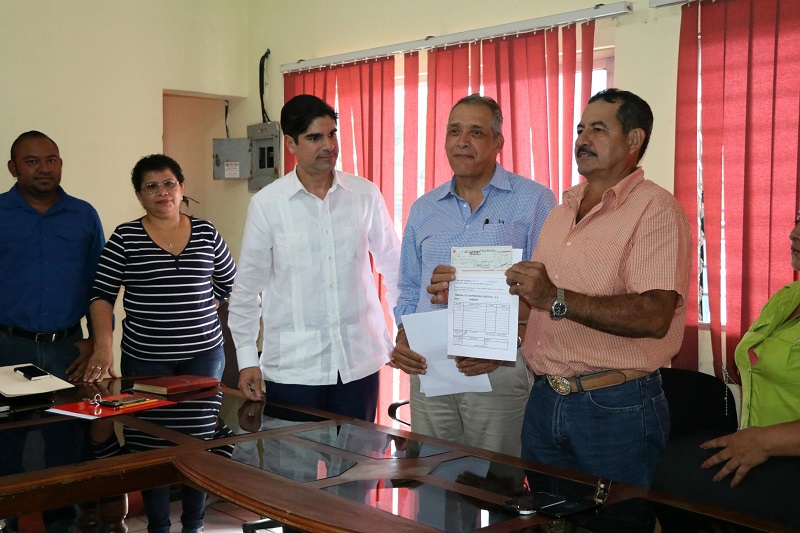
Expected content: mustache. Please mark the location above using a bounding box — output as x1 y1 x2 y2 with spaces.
576 145 597 157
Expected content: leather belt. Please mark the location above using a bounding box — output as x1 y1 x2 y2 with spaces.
546 369 651 395
0 323 82 343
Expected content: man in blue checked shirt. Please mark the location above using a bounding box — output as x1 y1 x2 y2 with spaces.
392 94 556 455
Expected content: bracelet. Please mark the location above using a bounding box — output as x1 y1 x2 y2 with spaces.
397 323 405 334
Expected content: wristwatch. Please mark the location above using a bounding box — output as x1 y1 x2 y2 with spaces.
550 287 567 319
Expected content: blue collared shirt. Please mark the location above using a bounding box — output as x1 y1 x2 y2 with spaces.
394 163 556 322
0 184 105 332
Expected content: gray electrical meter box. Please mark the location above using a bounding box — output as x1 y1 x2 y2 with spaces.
212 121 282 192
212 138 251 180
247 122 281 192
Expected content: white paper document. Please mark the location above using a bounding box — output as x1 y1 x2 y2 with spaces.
447 247 521 362
401 310 491 397
0 364 74 397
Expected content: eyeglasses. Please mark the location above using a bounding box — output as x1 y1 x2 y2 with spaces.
141 180 180 195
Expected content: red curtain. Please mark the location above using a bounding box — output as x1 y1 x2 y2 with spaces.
673 0 800 380
402 52 420 227
673 2 700 371
560 25 577 195
480 24 592 199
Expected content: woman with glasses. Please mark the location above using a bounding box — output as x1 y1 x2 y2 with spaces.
81 154 236 533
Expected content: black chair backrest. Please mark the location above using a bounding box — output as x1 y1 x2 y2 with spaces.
659 367 739 439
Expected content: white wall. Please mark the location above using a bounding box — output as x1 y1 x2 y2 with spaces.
0 0 250 234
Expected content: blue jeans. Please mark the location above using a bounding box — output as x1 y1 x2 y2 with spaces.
121 344 225 381
121 344 225 533
141 485 205 533
265 371 380 422
521 371 669 487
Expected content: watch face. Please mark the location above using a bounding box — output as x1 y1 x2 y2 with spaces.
551 300 567 317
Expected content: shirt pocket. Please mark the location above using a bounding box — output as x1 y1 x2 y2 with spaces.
578 235 628 293
479 221 528 249
273 232 311 271
762 326 800 378
0 219 34 243
54 225 94 264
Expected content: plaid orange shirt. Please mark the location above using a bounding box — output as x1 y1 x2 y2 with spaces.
523 168 692 377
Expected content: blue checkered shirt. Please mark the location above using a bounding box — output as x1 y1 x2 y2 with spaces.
394 163 556 323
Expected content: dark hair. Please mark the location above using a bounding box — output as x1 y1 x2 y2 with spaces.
280 94 338 143
588 88 654 161
10 131 58 161
451 94 503 139
131 154 185 191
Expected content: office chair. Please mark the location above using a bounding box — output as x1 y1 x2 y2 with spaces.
658 367 739 438
646 368 800 527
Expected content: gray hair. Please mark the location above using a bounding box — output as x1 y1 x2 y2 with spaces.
451 94 503 139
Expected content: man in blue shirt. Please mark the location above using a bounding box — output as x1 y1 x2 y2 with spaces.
392 95 556 455
0 130 105 532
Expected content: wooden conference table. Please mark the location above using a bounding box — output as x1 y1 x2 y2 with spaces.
0 378 787 532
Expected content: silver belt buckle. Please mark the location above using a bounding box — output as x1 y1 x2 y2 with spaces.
547 375 572 395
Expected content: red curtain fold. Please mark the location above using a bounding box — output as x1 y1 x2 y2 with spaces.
700 0 726 379
526 32 550 188
402 52 420 227
544 29 560 194
560 25 577 195
674 0 800 379
580 22 596 107
506 36 532 180
495 38 514 170
745 0 778 318
673 2 700 371
773 0 800 288
424 49 438 193
469 43 481 93
335 64 357 174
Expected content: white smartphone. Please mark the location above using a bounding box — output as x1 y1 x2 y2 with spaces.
15 364 51 381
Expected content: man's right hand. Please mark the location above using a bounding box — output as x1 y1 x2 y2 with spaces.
390 330 427 375
238 366 264 401
426 265 456 305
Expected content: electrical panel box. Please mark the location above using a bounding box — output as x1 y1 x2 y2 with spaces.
212 138 251 180
212 121 282 192
247 122 281 192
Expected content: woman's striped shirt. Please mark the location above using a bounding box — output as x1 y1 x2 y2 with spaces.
90 216 236 362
